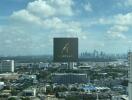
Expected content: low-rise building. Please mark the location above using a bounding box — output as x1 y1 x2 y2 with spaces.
52 73 88 84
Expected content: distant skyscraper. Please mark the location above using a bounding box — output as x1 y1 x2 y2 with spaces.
128 52 132 100
0 60 14 73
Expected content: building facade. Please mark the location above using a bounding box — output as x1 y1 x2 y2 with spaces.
0 60 14 73
52 73 88 84
128 52 132 100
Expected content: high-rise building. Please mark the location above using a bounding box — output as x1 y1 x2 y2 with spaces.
0 60 14 73
128 52 132 100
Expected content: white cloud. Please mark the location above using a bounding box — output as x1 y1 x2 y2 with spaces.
112 25 129 32
0 26 2 33
11 9 41 25
10 0 78 33
98 18 112 25
107 25 128 40
128 40 132 43
117 0 132 7
84 2 92 12
27 0 74 17
125 0 132 6
43 17 66 29
10 4 82 37
98 12 132 26
107 31 127 40
11 10 82 36
27 0 56 17
114 13 132 25
49 0 74 16
5 40 12 44
98 12 132 40
0 0 87 55
0 25 51 55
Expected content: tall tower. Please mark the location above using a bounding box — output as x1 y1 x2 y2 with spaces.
128 52 132 100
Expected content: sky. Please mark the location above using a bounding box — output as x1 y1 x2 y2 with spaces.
0 0 132 56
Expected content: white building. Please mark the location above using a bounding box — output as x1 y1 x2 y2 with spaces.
39 62 49 69
128 52 132 100
0 73 19 80
0 60 14 73
21 74 37 80
0 82 4 90
23 88 36 97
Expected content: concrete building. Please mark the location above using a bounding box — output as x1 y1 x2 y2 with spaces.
0 73 19 80
128 52 132 100
52 73 88 84
20 74 37 80
0 60 14 73
23 88 36 97
39 62 49 69
0 82 4 90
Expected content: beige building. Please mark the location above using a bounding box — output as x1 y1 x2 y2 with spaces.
0 73 19 80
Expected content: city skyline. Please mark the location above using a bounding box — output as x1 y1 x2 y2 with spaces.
0 0 132 56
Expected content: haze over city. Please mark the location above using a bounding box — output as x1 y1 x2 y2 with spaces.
1 1 132 100
0 0 132 56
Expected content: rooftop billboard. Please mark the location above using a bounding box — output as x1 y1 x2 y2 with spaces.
53 38 78 62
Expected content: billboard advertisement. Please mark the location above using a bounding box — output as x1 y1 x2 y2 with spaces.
53 38 78 62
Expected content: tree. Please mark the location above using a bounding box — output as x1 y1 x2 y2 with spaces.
65 96 80 100
54 86 68 93
21 97 30 100
38 71 50 79
8 97 16 100
70 87 78 91
46 86 53 94
11 89 18 96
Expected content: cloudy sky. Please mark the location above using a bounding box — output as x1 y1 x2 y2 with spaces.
0 0 132 56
